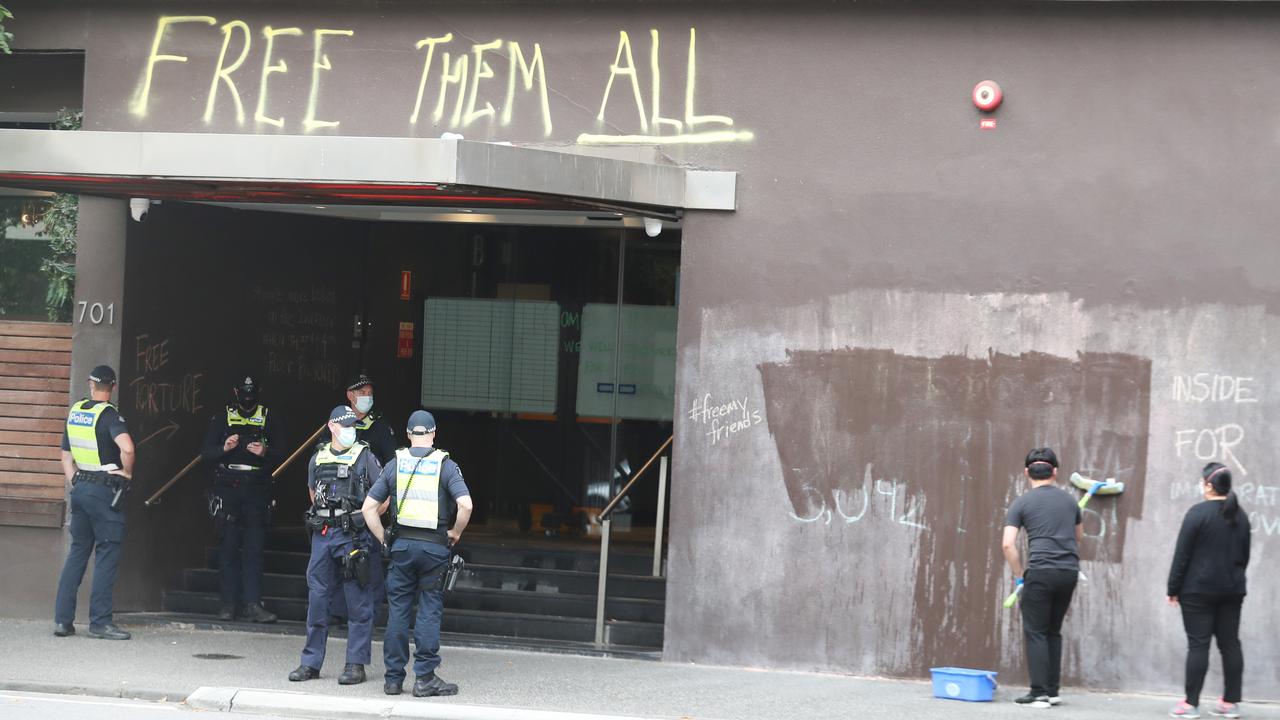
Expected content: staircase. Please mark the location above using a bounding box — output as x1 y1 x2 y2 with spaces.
159 527 665 655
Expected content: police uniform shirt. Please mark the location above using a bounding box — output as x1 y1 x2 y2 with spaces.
200 407 286 469
355 414 397 466
306 444 383 495
60 401 128 468
367 448 470 520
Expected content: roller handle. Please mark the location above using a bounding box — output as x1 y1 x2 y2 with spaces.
1003 579 1024 609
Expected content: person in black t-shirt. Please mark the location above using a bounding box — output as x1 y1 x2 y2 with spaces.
1001 447 1083 709
1166 462 1251 719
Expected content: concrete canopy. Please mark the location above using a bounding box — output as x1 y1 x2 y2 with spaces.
0 129 738 218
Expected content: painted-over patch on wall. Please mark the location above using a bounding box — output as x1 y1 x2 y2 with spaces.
757 347 1151 673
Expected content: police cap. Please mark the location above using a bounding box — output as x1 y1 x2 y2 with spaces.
329 405 359 427
88 365 117 385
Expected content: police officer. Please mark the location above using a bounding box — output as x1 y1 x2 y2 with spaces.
363 410 472 697
200 375 281 623
53 365 135 640
328 372 394 623
289 406 384 686
347 372 395 465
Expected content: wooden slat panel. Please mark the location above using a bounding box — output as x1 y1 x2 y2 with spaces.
0 472 64 500
0 389 66 405
0 430 61 447
0 456 63 473
0 362 72 379
0 418 64 433
0 349 72 365
0 335 73 352
0 376 70 392
0 404 70 420
0 497 65 528
0 445 60 460
0 321 72 339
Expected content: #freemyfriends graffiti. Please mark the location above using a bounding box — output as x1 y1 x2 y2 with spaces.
129 16 754 145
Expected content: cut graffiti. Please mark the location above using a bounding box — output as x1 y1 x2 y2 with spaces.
129 16 753 144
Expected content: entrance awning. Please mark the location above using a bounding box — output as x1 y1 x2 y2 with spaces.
0 129 737 218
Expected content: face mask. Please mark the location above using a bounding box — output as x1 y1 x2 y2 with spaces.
354 395 374 414
337 427 357 447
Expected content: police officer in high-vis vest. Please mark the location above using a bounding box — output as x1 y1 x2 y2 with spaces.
54 365 135 640
328 372 395 624
363 410 472 697
289 406 384 686
200 375 281 623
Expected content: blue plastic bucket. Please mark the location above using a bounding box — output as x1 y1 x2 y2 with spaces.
929 667 998 702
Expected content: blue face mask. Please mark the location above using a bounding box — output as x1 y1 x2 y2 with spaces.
354 395 374 414
337 427 357 447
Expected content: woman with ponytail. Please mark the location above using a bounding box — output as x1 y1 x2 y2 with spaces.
1166 462 1252 718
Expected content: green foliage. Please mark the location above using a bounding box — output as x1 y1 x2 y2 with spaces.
0 5 13 55
37 108 83 322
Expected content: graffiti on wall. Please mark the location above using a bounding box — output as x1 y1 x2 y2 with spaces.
129 16 753 144
1168 371 1278 537
756 348 1152 671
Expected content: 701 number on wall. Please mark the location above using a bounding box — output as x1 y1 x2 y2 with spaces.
77 301 115 325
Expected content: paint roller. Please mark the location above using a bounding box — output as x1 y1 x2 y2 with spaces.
1070 471 1125 509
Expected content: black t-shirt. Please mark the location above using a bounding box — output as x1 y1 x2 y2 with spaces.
1005 485 1083 571
1167 500 1251 597
60 400 129 468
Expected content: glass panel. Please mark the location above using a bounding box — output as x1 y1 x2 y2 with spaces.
0 196 60 321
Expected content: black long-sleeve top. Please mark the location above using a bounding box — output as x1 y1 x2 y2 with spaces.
1167 499 1251 597
201 405 286 473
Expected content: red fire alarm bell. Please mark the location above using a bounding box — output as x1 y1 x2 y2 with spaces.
973 80 1002 112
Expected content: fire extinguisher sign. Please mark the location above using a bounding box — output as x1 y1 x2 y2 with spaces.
397 322 414 359
400 271 412 301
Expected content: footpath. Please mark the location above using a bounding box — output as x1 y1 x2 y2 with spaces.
1 617 1276 720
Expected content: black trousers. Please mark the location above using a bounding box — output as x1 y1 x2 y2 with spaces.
1180 593 1245 706
1020 568 1078 696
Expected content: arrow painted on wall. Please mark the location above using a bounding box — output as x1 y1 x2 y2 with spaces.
138 420 181 447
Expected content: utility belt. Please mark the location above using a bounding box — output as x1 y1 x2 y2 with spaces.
391 524 449 546
214 463 268 486
73 470 122 489
304 507 368 533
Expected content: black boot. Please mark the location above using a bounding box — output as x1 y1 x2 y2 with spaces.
338 663 366 685
217 604 235 621
413 673 458 697
384 680 402 695
241 603 277 623
53 623 75 637
288 665 320 682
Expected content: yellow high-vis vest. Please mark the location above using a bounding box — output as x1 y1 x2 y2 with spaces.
394 448 448 529
66 399 115 471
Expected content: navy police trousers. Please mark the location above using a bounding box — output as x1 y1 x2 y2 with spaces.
300 527 373 669
383 538 450 683
54 480 124 627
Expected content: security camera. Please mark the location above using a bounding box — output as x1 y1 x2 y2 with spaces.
129 198 151 222
643 217 662 238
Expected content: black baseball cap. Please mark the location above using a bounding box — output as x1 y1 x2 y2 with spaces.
1025 447 1059 479
88 365 116 385
329 405 359 427
346 372 373 392
407 410 436 434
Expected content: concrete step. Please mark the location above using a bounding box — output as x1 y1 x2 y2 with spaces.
160 590 663 648
263 529 657 575
180 569 664 622
118 611 663 660
189 561 670 599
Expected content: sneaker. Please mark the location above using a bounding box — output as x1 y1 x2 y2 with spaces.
1170 700 1201 718
1014 693 1051 709
1209 699 1241 718
87 624 131 640
1048 696 1062 706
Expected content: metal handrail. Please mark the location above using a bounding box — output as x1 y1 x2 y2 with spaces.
597 435 673 521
